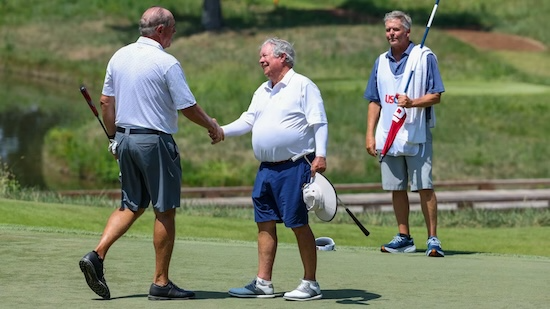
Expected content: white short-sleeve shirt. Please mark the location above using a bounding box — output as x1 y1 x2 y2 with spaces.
102 37 196 134
240 69 327 162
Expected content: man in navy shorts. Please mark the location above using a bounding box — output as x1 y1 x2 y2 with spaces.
219 38 328 301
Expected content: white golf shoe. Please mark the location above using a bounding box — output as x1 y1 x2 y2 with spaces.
283 279 322 301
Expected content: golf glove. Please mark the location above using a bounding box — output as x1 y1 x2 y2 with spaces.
108 139 118 155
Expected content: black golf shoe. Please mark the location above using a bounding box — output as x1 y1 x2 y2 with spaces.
148 281 195 300
79 251 110 299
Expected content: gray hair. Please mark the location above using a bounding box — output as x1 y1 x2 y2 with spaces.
261 38 295 67
384 10 412 31
139 6 173 36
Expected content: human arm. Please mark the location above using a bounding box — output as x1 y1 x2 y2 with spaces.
363 58 382 157
365 101 380 157
397 53 444 108
100 95 117 138
300 80 328 175
99 94 118 157
180 104 223 144
397 92 441 108
221 116 253 138
310 123 327 176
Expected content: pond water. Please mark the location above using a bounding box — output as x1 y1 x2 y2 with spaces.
0 108 57 188
0 72 91 189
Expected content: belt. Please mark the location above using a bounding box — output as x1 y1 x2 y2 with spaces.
262 153 315 166
117 127 164 135
262 159 293 166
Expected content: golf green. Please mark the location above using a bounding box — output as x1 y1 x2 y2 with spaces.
1 228 548 308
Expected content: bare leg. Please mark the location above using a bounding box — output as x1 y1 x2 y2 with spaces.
152 208 176 286
292 224 317 281
419 189 438 237
392 190 410 235
257 221 277 281
95 207 145 259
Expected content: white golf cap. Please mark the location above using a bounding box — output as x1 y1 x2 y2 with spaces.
302 173 338 222
315 237 336 251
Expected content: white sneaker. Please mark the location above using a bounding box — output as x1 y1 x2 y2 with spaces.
283 279 322 301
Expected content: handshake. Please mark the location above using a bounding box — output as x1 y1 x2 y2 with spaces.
208 118 224 145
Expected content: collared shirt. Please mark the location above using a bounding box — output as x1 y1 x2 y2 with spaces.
240 69 328 162
102 36 196 134
363 42 445 103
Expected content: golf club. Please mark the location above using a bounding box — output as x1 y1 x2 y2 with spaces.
400 0 440 96
79 85 110 140
338 196 370 237
301 156 370 236
79 85 121 182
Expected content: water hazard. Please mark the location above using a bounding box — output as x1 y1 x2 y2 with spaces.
0 73 89 189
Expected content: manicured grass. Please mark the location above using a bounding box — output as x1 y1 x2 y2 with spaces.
2 227 549 309
2 198 549 257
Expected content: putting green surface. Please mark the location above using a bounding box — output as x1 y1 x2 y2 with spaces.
1 228 548 309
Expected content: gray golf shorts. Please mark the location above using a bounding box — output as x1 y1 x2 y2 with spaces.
380 129 433 192
116 132 182 212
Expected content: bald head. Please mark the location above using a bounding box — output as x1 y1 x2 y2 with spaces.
139 6 174 36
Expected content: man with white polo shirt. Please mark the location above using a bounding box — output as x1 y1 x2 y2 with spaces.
78 6 223 301
220 37 328 301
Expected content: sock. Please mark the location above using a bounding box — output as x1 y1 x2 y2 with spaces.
302 279 319 289
399 233 411 240
256 277 272 286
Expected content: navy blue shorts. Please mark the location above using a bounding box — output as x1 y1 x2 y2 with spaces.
252 155 313 228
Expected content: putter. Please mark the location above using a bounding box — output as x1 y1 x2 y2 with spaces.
79 85 110 140
301 156 370 236
338 196 370 237
79 85 121 182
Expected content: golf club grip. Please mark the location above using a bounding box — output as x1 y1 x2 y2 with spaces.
80 85 99 117
345 207 370 237
403 0 440 94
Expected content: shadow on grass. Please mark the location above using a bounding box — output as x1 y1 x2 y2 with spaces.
415 249 479 256
443 250 479 256
108 294 149 300
324 289 381 304
100 290 381 303
104 292 228 300
195 290 231 299
194 289 381 304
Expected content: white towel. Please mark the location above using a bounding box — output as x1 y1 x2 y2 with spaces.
374 46 437 156
393 45 435 146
